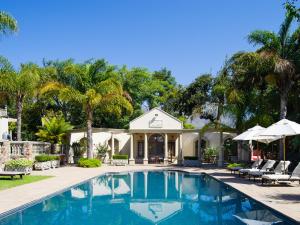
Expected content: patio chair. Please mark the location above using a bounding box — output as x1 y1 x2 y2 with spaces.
239 160 276 180
249 160 291 181
230 159 263 175
261 162 300 185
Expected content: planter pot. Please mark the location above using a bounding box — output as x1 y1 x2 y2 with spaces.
183 160 201 167
51 160 60 168
112 159 128 166
34 161 51 170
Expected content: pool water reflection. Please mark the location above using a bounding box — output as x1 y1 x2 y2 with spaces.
0 171 297 225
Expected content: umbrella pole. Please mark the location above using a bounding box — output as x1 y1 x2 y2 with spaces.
283 136 286 174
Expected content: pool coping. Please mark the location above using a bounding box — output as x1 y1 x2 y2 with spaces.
0 167 299 224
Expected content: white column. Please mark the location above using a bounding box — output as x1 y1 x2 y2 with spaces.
143 133 148 164
218 131 224 167
164 134 168 165
178 133 183 165
130 172 134 197
129 134 135 165
164 172 168 198
175 135 179 164
111 133 115 163
198 133 202 163
144 171 148 198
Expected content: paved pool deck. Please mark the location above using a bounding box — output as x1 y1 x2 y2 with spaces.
0 165 300 223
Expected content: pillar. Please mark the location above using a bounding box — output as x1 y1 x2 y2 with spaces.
218 131 224 167
164 134 168 165
178 133 183 165
143 133 148 164
175 135 179 164
198 133 202 163
129 134 135 165
111 133 115 157
144 171 148 198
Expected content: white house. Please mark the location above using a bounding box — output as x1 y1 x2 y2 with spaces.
69 108 236 165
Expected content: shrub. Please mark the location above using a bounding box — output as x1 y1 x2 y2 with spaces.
78 158 101 168
227 163 246 169
5 159 33 170
184 156 198 160
112 154 128 160
72 140 86 158
35 154 59 162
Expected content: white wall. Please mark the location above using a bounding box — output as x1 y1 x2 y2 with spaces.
70 130 130 154
0 118 9 140
130 108 182 130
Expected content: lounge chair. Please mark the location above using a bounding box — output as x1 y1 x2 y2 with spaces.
0 167 25 180
239 160 276 180
249 161 290 181
261 162 300 185
230 159 263 175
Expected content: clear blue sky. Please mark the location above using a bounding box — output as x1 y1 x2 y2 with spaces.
1 0 287 85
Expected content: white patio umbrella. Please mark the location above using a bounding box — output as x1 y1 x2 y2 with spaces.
259 119 300 172
233 125 280 144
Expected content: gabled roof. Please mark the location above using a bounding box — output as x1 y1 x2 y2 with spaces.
129 107 183 124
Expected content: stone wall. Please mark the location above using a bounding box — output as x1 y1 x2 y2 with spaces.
0 141 51 164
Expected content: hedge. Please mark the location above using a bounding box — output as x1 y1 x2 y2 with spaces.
227 163 246 169
78 158 101 168
35 154 60 162
5 159 33 170
112 154 128 160
184 156 198 160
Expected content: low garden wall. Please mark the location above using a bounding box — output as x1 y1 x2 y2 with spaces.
0 141 51 165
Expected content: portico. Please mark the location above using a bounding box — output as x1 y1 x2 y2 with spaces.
128 108 184 165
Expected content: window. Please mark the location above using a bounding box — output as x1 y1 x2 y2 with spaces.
137 141 144 158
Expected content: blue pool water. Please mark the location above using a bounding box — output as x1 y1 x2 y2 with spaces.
0 171 297 225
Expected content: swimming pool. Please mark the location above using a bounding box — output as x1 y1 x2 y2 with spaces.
0 171 297 225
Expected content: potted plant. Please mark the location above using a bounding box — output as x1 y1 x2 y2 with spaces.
34 154 59 170
204 147 218 163
5 158 33 174
112 154 128 166
72 139 86 164
183 156 200 167
95 143 109 163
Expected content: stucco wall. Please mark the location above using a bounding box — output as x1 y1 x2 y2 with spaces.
0 118 9 140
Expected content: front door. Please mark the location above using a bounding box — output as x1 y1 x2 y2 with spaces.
148 134 164 164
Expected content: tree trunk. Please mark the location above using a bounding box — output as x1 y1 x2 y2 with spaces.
279 91 288 160
16 96 23 141
86 106 93 159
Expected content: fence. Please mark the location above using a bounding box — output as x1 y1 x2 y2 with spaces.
0 141 51 164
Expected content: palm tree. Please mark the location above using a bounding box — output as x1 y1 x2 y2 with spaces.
0 11 17 35
0 63 40 140
247 9 300 120
41 60 133 158
36 111 73 153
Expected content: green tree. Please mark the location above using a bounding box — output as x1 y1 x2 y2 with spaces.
0 11 17 36
0 62 40 140
41 60 133 158
36 111 73 152
247 9 300 120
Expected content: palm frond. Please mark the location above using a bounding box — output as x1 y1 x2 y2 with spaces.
0 11 18 35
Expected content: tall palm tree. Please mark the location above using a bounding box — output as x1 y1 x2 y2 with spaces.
0 63 40 140
247 9 300 120
41 60 133 158
0 11 17 35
